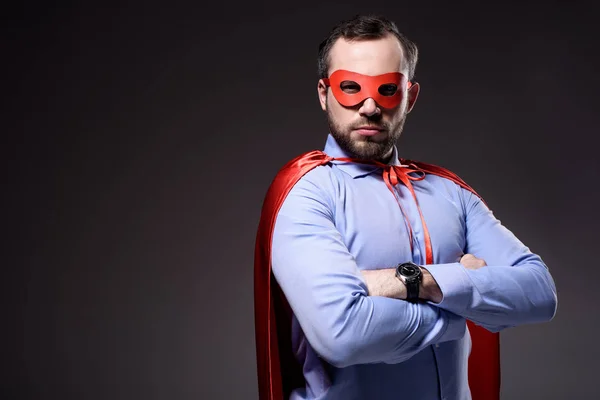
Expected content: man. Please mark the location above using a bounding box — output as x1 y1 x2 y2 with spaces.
254 14 557 400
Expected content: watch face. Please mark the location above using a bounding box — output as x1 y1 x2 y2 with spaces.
400 264 420 279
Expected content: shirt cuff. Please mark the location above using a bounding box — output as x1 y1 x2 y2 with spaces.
424 262 472 313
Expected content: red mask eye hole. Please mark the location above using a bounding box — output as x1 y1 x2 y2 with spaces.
340 80 361 94
378 83 398 96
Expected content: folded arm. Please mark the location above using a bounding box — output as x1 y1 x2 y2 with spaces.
271 172 465 368
424 189 558 332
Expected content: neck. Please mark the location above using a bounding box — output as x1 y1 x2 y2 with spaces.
377 147 395 164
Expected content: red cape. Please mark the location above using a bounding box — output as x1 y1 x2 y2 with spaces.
254 150 500 399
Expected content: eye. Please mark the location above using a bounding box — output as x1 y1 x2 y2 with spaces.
378 84 398 96
340 80 361 94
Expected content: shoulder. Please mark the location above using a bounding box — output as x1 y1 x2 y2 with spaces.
272 151 337 188
290 162 338 204
269 151 339 209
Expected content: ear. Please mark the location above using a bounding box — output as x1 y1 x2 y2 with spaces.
406 82 420 113
317 79 328 111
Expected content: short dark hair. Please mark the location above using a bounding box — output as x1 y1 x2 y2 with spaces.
317 14 419 81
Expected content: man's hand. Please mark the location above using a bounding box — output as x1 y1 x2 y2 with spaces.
360 269 406 299
459 254 487 270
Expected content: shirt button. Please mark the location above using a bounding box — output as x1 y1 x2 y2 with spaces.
435 344 440 348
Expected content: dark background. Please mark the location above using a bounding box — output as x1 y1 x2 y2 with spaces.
4 1 599 399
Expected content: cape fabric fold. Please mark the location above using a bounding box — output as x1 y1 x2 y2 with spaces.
254 151 500 400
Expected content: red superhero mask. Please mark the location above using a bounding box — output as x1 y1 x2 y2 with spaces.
322 70 412 109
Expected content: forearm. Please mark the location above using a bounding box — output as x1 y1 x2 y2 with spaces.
364 258 555 333
362 266 442 304
425 259 557 331
426 189 560 332
301 292 465 367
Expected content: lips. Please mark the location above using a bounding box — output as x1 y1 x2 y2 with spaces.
355 126 383 137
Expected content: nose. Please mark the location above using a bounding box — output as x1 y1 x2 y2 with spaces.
359 97 380 117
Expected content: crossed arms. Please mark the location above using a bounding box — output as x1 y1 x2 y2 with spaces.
271 174 557 368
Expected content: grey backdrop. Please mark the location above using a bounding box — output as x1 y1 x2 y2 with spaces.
4 1 599 399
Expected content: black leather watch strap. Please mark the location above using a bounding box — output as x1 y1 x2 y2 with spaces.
404 278 420 302
395 262 422 302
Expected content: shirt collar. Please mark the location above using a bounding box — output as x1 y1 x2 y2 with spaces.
323 133 402 178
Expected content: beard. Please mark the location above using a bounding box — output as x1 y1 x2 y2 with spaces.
326 107 408 162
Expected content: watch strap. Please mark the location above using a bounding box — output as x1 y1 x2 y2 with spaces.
395 262 422 302
405 278 420 302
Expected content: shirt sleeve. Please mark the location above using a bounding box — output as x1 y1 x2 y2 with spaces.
424 188 558 332
271 169 466 368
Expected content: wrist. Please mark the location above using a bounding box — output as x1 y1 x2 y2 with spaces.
419 267 443 303
395 262 422 302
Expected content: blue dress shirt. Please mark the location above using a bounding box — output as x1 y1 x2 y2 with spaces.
271 134 557 400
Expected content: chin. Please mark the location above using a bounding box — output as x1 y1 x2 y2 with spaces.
354 142 390 160
356 133 389 148
330 124 392 160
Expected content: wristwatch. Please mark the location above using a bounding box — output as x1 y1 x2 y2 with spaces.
395 262 423 302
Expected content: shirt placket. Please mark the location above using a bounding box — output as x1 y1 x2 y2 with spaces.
395 181 447 400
